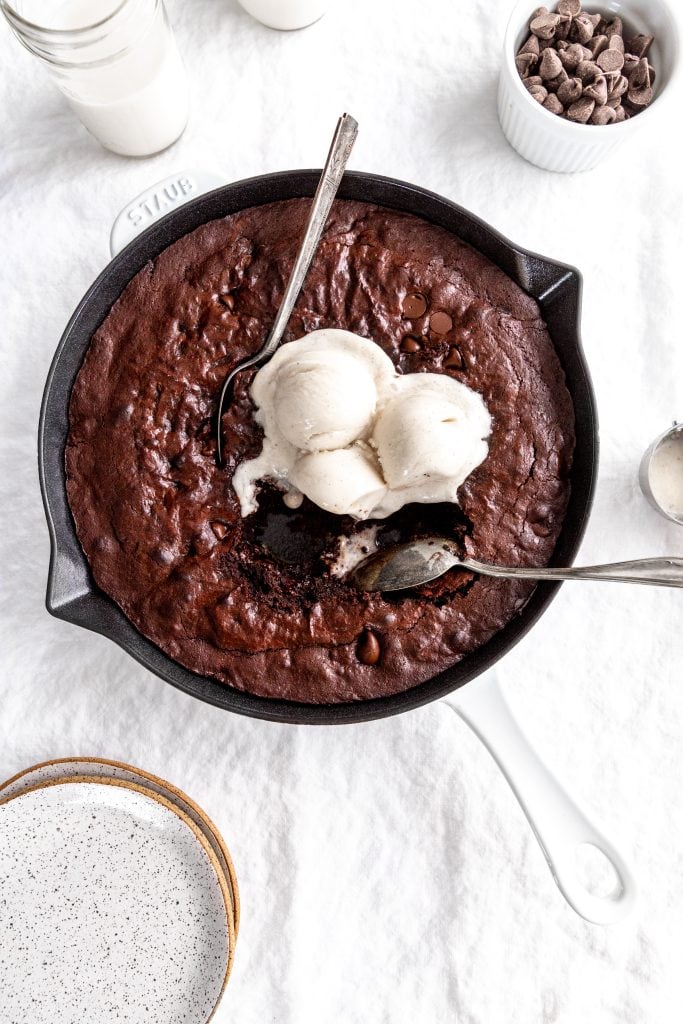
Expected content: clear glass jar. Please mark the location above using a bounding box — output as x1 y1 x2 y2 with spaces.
1 0 189 156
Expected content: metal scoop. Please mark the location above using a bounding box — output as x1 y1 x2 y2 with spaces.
351 536 683 592
215 112 358 464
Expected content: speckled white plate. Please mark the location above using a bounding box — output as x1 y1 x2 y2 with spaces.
0 757 240 941
0 777 231 1024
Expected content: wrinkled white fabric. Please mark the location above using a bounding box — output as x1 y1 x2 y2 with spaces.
1 1 683 1021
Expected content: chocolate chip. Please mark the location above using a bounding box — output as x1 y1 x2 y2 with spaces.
539 47 563 79
607 74 629 100
558 41 586 70
524 76 544 88
516 52 537 77
557 0 580 15
445 347 463 369
543 93 564 115
557 76 582 105
597 47 624 72
608 33 624 54
210 521 229 540
402 292 427 318
546 69 569 92
586 34 608 58
627 33 654 59
604 16 623 39
526 83 548 104
566 96 595 122
613 104 626 122
530 12 561 39
589 104 616 125
570 13 595 44
576 59 599 83
519 33 541 57
555 16 571 41
584 75 608 105
401 335 421 353
430 311 453 335
623 53 639 76
627 82 654 108
629 57 651 91
357 629 381 666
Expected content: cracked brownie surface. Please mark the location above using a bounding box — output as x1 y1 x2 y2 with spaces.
66 199 575 703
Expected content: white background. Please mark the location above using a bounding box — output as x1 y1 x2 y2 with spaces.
1 1 683 1021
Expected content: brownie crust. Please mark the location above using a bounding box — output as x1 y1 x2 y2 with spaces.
66 199 575 703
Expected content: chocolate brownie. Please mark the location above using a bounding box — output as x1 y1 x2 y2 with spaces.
66 199 575 703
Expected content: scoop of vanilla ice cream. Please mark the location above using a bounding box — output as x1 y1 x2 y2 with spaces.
371 375 491 509
290 443 387 518
271 349 377 451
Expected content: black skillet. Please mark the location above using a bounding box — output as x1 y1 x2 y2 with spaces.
39 168 597 725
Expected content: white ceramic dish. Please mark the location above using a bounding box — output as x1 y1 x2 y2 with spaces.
0 757 240 940
498 0 681 172
236 0 329 30
0 777 231 1024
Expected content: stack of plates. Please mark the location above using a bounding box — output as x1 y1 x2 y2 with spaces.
0 758 239 1023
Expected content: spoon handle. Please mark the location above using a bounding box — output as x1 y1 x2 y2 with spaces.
465 555 683 588
261 113 358 361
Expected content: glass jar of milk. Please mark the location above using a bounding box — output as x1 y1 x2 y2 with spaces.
1 0 189 156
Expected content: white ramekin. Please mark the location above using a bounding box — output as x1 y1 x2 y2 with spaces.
236 0 329 30
498 0 681 172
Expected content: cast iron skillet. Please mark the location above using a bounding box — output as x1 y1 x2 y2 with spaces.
39 169 598 725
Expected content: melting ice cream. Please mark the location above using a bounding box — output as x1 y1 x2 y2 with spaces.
232 329 492 520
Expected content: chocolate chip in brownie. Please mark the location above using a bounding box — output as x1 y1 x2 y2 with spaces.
430 311 453 335
444 347 464 369
402 292 428 318
401 335 422 353
357 629 381 666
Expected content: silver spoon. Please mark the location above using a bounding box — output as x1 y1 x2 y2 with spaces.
351 536 683 592
215 112 359 464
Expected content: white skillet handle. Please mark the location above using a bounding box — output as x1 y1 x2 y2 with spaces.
109 168 224 258
442 672 638 925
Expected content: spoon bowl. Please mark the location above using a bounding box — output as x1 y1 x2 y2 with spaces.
351 536 683 592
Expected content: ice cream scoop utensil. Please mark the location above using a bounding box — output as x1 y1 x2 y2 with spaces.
352 537 683 592
216 113 358 464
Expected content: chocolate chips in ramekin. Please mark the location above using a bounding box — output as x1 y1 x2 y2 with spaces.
515 2 655 124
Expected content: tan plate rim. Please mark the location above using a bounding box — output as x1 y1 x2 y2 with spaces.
0 774 235 1019
0 756 240 935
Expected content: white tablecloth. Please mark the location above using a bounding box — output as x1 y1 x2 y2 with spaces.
1 1 683 1020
